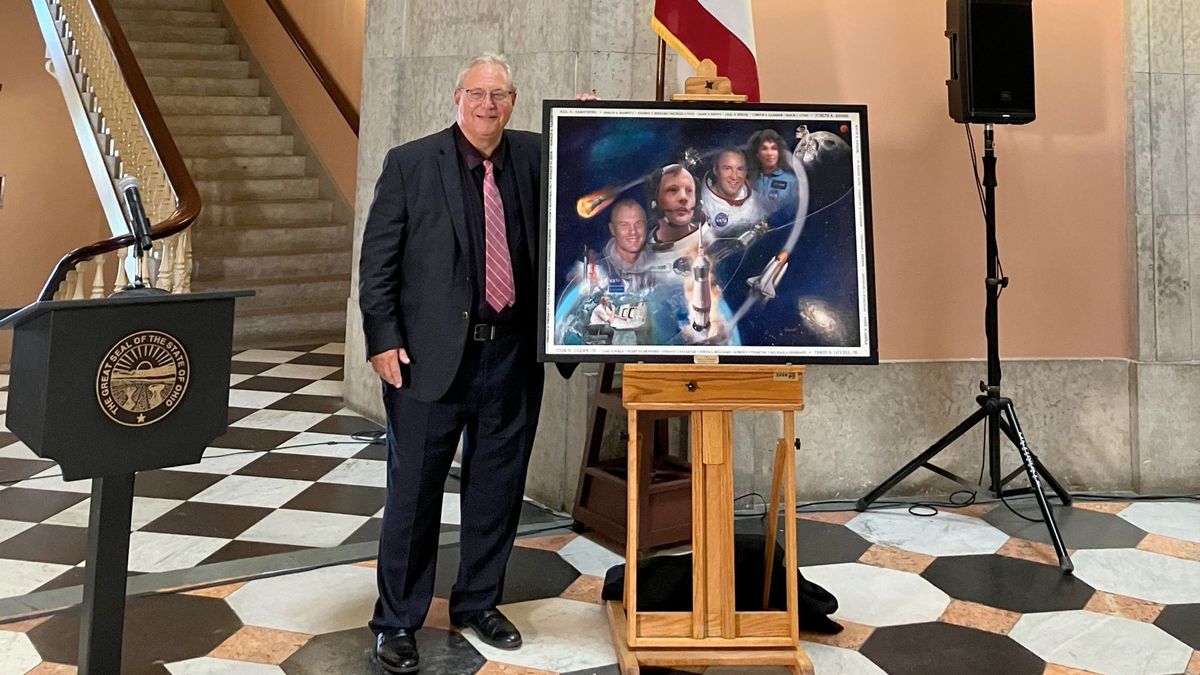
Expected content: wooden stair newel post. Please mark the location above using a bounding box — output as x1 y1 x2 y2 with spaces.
610 364 813 675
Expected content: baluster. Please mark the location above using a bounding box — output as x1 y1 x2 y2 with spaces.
155 237 173 291
114 246 129 290
172 233 187 294
91 253 106 298
64 269 80 300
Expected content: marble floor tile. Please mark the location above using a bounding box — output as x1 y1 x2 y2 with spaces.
462 598 615 672
289 353 345 367
803 641 887 675
141 502 273 539
166 657 285 674
1118 502 1200 543
1009 610 1193 675
0 374 9 387
1072 549 1200 604
191 475 311 509
265 394 345 414
1137 533 1200 562
0 631 41 674
17 470 92 494
207 625 311 665
231 409 329 433
857 544 935 574
226 389 290 409
861 622 1044 675
46 496 182 530
0 523 88 565
258 364 340 380
317 458 386 488
846 511 1010 556
170 449 260 476
441 492 461 525
229 373 253 386
558 535 625 577
295 380 343 397
0 440 37 460
1155 604 1200 650
237 509 368 548
125 531 229 573
283 483 386 517
271 432 370 458
235 453 341 482
311 343 344 355
1084 591 1164 623
0 518 34 544
921 555 1096 614
939 599 1022 635
0 558 72 597
226 564 377 635
232 350 305 364
798 563 951 627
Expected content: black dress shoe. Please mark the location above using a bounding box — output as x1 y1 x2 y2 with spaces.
457 608 522 649
375 628 419 673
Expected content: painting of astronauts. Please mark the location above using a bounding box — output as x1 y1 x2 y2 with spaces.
540 101 876 364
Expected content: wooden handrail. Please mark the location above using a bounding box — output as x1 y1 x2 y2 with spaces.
264 0 360 136
40 0 201 301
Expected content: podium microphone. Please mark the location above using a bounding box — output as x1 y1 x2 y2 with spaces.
117 175 154 252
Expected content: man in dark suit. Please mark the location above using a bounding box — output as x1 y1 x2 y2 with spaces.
359 53 543 674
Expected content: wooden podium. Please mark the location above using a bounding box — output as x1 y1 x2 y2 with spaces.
608 364 812 674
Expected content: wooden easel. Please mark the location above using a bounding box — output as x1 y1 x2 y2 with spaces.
608 364 812 674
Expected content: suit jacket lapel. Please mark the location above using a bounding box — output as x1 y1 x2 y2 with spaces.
436 126 470 257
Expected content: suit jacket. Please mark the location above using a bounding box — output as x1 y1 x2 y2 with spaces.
359 125 542 402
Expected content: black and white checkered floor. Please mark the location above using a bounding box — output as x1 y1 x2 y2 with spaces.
2 344 1199 674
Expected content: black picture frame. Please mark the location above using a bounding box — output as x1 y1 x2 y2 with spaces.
538 99 877 365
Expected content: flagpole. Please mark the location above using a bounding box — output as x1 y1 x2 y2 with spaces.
656 38 667 101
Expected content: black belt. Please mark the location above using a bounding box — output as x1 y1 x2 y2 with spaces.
471 323 519 341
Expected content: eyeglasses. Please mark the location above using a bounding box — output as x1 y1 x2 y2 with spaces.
458 88 514 104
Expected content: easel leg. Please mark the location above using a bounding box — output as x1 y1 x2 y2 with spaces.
762 435 788 608
792 648 816 675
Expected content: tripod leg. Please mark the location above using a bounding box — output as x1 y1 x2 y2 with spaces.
997 417 1073 505
999 401 1074 573
856 406 989 511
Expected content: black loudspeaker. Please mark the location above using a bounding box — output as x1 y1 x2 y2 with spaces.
946 0 1035 124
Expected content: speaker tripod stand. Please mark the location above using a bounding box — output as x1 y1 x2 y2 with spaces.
855 124 1074 573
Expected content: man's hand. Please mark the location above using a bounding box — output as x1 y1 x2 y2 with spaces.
370 348 410 388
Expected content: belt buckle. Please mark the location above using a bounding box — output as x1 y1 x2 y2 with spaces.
473 324 495 341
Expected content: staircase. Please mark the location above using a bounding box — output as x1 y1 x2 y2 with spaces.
111 0 351 347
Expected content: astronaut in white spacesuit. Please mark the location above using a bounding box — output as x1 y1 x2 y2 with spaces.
699 148 766 244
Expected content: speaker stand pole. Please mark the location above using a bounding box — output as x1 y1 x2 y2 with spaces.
855 124 1073 573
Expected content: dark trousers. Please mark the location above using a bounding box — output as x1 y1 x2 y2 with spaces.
370 334 544 633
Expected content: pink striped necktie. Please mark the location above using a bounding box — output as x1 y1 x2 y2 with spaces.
482 159 515 312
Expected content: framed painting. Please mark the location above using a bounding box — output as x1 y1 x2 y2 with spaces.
539 100 877 364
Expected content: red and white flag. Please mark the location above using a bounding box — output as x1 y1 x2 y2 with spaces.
652 0 760 101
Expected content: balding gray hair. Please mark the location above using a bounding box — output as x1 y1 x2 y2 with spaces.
455 53 517 93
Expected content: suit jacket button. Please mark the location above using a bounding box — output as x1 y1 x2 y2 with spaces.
461 311 469 320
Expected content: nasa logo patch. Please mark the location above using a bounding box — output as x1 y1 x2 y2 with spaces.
771 179 788 190
714 212 729 227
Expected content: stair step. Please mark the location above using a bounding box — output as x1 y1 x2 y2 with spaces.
114 8 221 26
194 248 350 280
111 0 211 10
167 114 281 135
195 275 349 311
201 200 334 226
230 304 347 350
149 76 259 97
194 222 349 254
185 155 307 179
139 58 249 78
176 134 294 157
194 177 320 202
130 41 238 61
158 95 271 116
118 23 228 44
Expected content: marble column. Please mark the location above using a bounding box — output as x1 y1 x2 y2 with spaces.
1126 0 1200 491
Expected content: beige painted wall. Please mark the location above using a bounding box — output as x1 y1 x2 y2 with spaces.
222 0 362 204
0 2 107 367
754 0 1128 359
